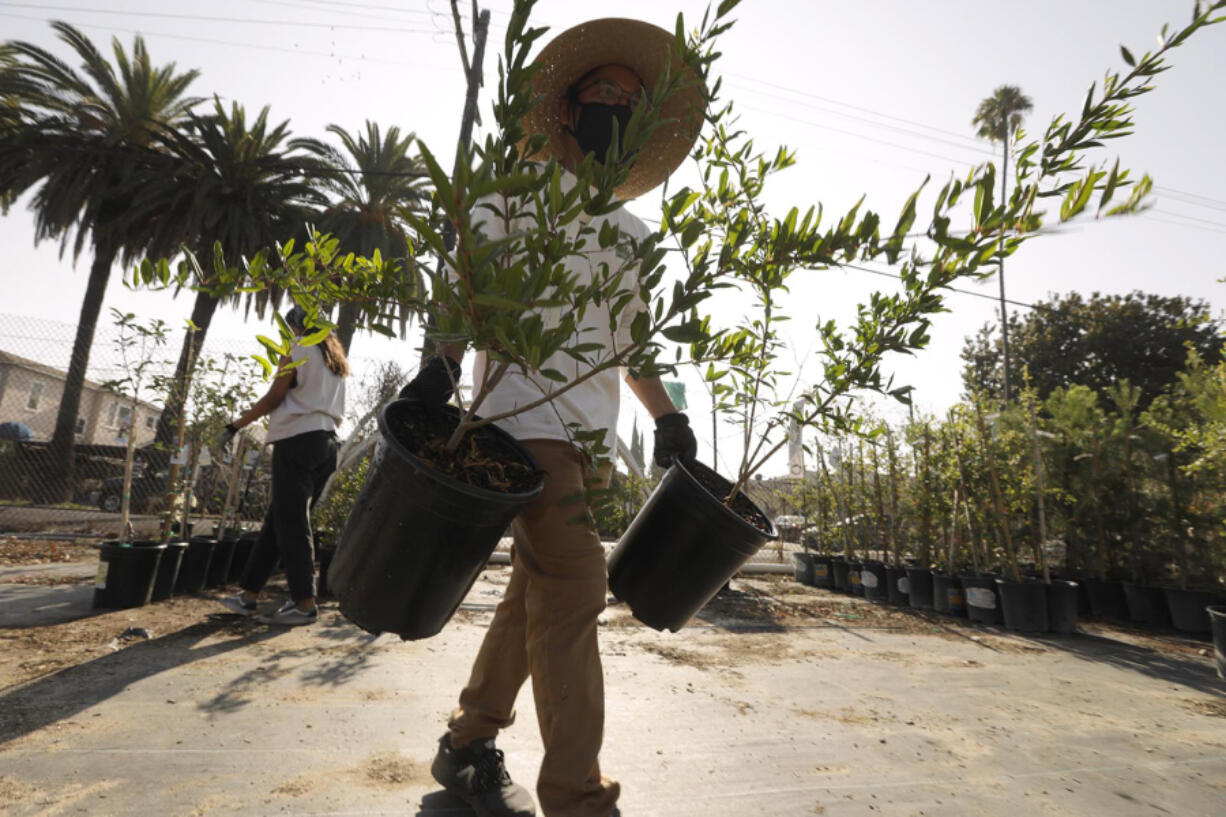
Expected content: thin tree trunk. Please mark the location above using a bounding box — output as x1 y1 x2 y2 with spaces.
119 398 137 541
998 134 1012 403
49 240 117 502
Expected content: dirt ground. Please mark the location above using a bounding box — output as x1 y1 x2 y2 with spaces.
0 536 95 566
2 546 1224 816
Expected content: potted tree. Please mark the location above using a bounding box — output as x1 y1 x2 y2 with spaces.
93 310 170 609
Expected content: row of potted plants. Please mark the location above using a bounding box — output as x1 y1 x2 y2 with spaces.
92 527 258 610
792 551 1226 637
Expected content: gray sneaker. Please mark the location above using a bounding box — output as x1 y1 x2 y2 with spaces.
430 733 535 817
219 592 257 616
257 601 317 626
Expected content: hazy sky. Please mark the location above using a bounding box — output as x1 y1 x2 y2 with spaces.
2 0 1224 476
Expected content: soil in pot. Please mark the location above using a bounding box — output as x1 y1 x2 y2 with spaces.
885 565 909 606
1046 580 1079 634
1122 583 1171 629
1208 606 1226 681
831 558 851 593
997 577 1049 633
861 561 888 603
906 567 933 611
792 552 815 586
608 458 777 633
1165 587 1220 634
329 399 544 641
151 540 187 602
1083 579 1128 621
93 541 165 609
811 555 834 589
174 537 216 594
961 573 1002 626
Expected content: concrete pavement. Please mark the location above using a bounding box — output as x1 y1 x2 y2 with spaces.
1 569 1224 816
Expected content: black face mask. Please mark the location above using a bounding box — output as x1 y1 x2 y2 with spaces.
571 103 634 164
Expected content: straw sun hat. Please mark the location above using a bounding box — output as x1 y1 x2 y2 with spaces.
519 17 708 200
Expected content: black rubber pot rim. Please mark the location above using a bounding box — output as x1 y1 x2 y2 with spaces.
378 398 543 505
664 458 779 545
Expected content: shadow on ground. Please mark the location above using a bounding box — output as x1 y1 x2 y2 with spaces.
0 615 286 746
1025 629 1225 697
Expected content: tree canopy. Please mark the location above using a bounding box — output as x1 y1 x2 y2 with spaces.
961 290 1225 409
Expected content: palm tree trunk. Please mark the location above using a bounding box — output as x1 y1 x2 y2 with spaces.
48 239 116 501
998 134 1012 403
335 300 361 354
153 288 221 458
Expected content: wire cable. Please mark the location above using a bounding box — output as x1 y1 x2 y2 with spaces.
0 1 443 35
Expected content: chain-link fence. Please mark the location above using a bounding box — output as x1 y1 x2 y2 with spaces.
0 312 405 539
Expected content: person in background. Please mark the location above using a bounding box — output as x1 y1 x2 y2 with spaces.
219 305 348 626
404 17 706 817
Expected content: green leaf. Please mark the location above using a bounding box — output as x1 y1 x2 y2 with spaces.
1120 45 1136 66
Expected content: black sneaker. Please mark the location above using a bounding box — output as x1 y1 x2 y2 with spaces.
430 733 535 817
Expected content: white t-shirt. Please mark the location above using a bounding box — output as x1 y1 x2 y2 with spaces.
266 343 346 443
459 172 651 455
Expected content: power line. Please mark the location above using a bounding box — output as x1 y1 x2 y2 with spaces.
0 1 444 35
736 102 980 170
842 263 1061 314
725 78 995 159
1155 187 1226 213
1151 208 1226 230
1140 214 1226 236
0 11 452 69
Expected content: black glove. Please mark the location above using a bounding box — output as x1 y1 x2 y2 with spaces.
218 423 239 450
653 412 697 468
399 355 462 409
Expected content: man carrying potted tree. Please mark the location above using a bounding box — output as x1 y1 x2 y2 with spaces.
402 18 705 817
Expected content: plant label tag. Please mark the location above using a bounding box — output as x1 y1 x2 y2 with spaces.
813 564 829 578
95 561 109 589
966 588 996 609
898 577 910 594
861 571 878 589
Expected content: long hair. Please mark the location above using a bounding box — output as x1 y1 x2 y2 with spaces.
285 306 349 377
318 333 350 378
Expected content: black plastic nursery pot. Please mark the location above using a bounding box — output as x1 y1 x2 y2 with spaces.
811 555 834 589
228 531 258 584
93 540 166 609
1083 579 1128 621
1046 580 1079 634
848 561 864 597
960 574 1002 626
1208 606 1226 681
1164 587 1219 634
831 557 851 592
996 577 1049 633
792 552 815 586
317 545 336 598
884 565 909 606
1122 583 1171 629
861 560 888 604
329 399 544 641
206 537 237 588
932 572 965 616
151 540 188 602
906 567 933 611
609 458 778 633
175 537 217 594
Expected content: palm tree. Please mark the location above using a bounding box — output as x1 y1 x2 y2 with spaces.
131 99 327 454
972 84 1033 404
294 121 428 353
0 23 201 498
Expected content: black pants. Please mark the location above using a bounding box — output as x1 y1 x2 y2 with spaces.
240 430 338 602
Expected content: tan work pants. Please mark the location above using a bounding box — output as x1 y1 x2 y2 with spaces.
448 439 619 817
